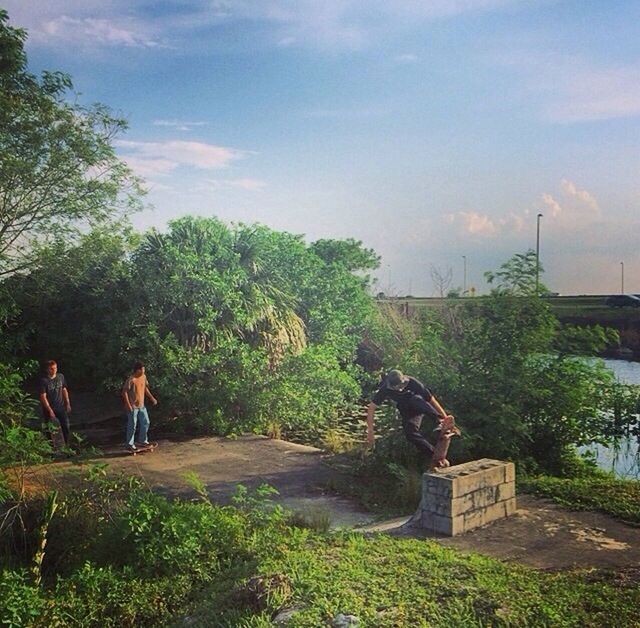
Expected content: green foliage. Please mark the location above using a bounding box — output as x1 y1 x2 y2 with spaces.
0 475 290 627
185 531 640 627
310 238 380 273
0 570 45 628
555 323 620 356
520 474 640 525
6 227 138 387
0 360 38 426
367 252 637 475
484 248 550 296
8 216 377 439
0 362 52 533
0 10 142 277
120 491 241 578
2 467 640 627
251 345 362 440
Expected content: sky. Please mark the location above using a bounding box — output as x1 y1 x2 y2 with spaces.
4 0 640 295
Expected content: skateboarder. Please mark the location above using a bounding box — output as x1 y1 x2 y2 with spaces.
39 360 72 446
366 369 456 469
121 361 158 452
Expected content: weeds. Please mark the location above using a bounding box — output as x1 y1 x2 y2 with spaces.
520 474 640 525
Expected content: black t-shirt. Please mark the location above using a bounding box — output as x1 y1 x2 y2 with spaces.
39 374 67 411
372 376 437 419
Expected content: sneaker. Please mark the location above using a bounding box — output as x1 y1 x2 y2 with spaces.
126 444 138 452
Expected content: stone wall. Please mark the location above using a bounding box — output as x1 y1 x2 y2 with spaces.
415 458 516 536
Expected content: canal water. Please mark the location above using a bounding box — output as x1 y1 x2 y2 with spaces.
584 358 640 479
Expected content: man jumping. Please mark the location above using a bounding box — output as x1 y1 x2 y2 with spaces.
366 369 456 469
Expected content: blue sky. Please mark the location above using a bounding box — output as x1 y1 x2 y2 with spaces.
5 0 640 295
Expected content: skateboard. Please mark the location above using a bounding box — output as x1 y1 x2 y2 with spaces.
46 416 66 453
127 442 158 456
429 415 461 471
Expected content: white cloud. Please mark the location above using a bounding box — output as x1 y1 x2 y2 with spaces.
394 53 418 64
494 49 640 123
447 180 601 239
120 156 176 178
153 120 209 132
39 15 161 48
455 211 498 236
539 179 601 227
5 0 531 52
115 139 247 178
541 193 562 218
560 178 599 212
205 178 267 191
498 212 525 232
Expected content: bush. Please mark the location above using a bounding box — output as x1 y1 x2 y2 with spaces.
0 570 45 628
0 475 290 627
120 491 247 579
368 286 636 475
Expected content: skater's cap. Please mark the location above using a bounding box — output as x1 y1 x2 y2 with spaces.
386 369 408 390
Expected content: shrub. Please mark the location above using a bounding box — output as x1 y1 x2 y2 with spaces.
0 569 45 628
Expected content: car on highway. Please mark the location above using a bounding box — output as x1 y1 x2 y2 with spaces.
605 294 640 308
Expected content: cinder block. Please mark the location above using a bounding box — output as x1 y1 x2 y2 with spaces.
498 481 515 502
422 511 466 536
415 460 517 535
504 462 516 484
423 459 515 498
504 496 517 516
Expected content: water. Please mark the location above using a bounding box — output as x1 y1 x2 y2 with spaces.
583 358 640 479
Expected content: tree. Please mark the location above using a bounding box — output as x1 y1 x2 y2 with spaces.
371 251 634 474
430 265 452 298
6 226 139 386
310 238 379 273
132 217 307 360
0 10 142 277
484 249 550 296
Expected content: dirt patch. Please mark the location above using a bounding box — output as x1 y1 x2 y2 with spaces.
56 435 377 529
364 495 640 571
41 437 640 571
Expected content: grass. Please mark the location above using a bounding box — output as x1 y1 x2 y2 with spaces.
180 529 640 627
519 474 640 526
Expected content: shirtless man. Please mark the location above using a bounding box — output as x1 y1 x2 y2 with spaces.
121 361 158 451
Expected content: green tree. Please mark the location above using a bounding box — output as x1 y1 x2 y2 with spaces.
131 217 306 361
7 226 138 387
0 10 142 277
371 252 633 474
484 249 550 296
310 238 379 273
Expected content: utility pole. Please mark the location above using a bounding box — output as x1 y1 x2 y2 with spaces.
462 255 467 296
535 213 543 296
621 261 624 294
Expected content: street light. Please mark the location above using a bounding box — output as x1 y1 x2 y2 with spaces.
535 213 543 296
462 255 467 296
621 261 625 294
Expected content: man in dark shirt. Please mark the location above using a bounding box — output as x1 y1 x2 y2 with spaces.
366 369 452 467
39 360 72 445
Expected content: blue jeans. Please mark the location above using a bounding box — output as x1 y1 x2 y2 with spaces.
126 406 150 447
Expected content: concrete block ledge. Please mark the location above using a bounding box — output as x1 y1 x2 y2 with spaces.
415 459 516 536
